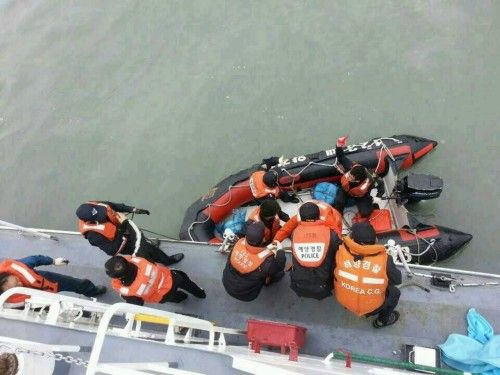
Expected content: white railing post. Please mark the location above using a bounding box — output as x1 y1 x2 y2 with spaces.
87 303 216 374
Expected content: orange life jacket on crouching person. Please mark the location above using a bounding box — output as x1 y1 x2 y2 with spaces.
297 200 342 236
248 207 281 243
249 171 280 199
111 256 173 303
340 165 374 198
0 260 59 308
78 201 121 240
333 236 388 316
229 238 274 274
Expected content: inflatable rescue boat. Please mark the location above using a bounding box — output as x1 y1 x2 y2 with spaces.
180 135 472 264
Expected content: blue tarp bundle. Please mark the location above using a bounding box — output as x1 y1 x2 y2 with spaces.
439 308 500 374
216 208 246 236
313 182 339 205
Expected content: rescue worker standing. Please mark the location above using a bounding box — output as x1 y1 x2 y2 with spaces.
333 222 401 328
289 202 342 300
334 136 384 218
223 222 286 302
105 255 205 305
244 199 288 246
0 255 106 308
76 201 183 266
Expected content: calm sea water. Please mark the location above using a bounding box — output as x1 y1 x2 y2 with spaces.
0 1 498 272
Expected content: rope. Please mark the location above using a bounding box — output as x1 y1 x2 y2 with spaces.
399 228 440 264
187 184 249 241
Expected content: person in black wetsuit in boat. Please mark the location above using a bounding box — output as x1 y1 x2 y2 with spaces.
76 201 183 266
334 136 384 218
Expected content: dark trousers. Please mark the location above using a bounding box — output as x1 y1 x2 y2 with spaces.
366 285 401 324
334 188 374 218
135 240 177 267
160 270 204 303
38 271 100 297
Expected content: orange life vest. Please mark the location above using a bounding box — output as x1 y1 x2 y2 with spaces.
78 201 121 240
249 171 280 199
248 207 281 243
333 236 388 316
297 200 343 236
340 165 374 197
291 221 331 268
111 256 173 303
229 238 274 274
0 260 58 308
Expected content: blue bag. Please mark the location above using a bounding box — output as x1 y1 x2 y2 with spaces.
313 182 339 205
215 208 247 236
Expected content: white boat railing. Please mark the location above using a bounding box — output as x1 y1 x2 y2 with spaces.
0 287 110 326
87 302 245 375
0 219 59 241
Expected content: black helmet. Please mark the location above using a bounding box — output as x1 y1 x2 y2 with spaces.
75 203 107 223
351 222 377 245
299 202 320 221
260 199 279 219
246 221 265 246
263 170 278 188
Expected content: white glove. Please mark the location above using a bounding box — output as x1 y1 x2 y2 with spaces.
266 240 282 252
223 228 235 239
53 257 69 266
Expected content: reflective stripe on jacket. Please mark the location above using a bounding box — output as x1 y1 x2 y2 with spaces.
111 256 173 303
333 236 388 316
0 260 58 308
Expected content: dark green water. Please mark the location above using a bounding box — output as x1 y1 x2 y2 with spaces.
0 1 498 271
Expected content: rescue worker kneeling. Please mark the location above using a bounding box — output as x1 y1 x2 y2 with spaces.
222 222 286 302
289 202 342 300
105 255 205 305
333 222 402 328
244 199 288 246
273 199 343 244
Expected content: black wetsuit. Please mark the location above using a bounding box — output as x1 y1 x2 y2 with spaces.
333 147 384 217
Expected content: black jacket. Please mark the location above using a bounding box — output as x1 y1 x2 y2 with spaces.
84 201 142 256
335 146 384 194
290 231 342 300
222 249 286 302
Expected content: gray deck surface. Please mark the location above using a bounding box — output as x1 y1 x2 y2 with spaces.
1 229 499 366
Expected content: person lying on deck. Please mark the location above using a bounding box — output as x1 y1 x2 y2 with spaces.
0 255 106 308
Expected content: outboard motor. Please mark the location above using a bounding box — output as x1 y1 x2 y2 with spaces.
395 174 443 203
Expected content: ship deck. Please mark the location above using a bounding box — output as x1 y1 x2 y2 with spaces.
1 227 498 363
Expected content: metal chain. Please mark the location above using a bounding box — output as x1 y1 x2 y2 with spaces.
5 346 89 367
